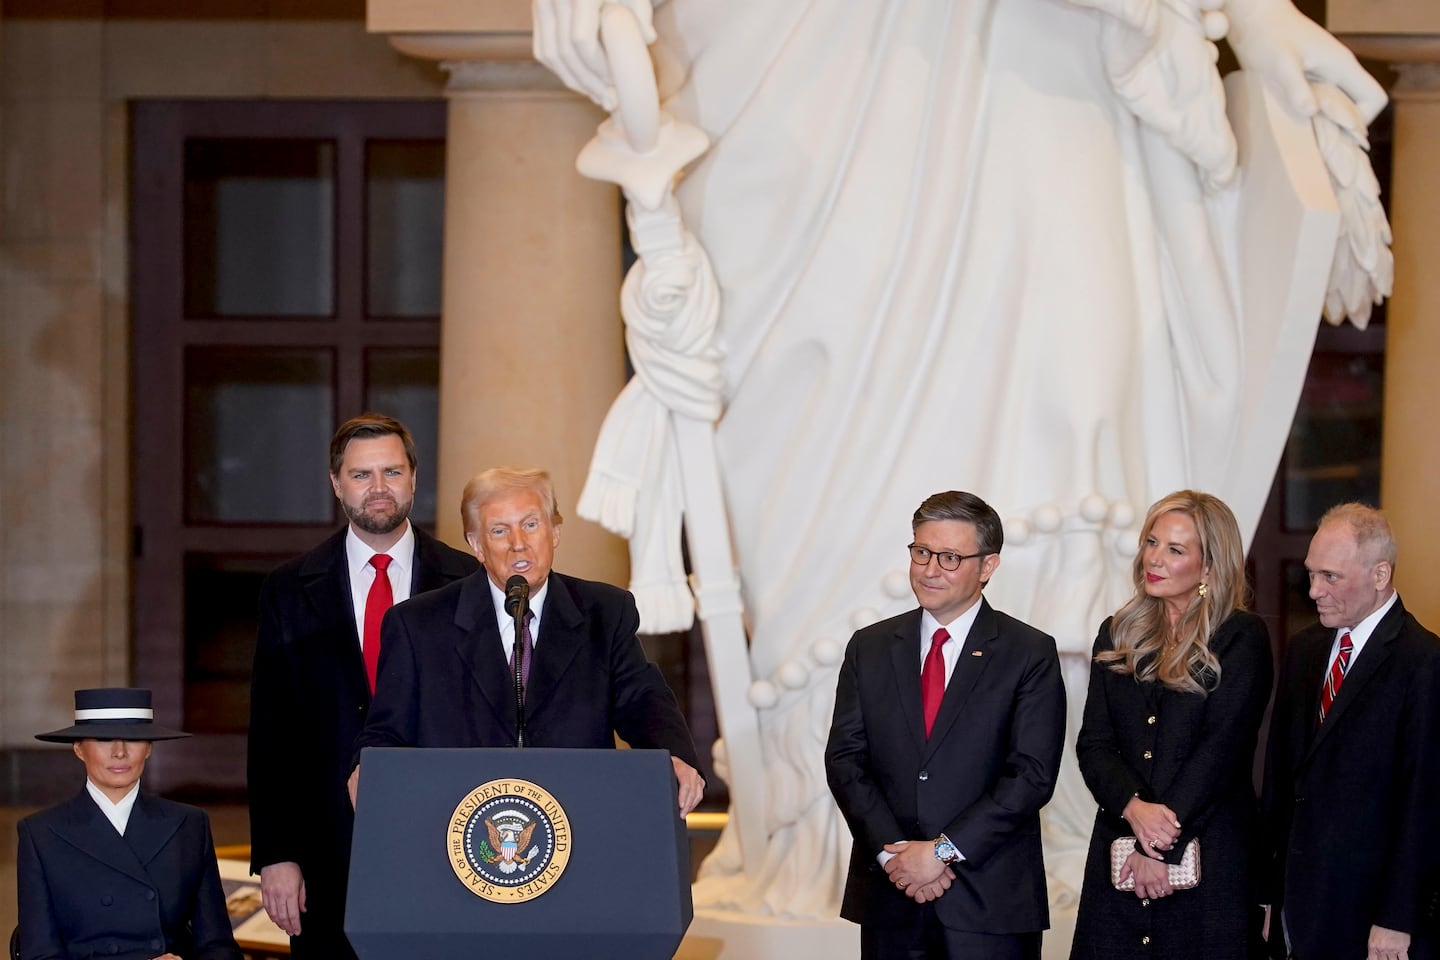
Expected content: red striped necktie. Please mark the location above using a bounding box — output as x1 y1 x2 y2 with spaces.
1318 631 1354 724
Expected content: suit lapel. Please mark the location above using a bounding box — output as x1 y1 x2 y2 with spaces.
524 575 585 720
1307 602 1403 758
49 791 153 886
453 572 514 734
886 610 927 751
924 598 999 758
300 528 370 703
123 793 182 866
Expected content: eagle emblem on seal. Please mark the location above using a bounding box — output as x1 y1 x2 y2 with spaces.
485 814 540 874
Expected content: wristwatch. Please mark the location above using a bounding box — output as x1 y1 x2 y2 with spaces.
933 836 961 865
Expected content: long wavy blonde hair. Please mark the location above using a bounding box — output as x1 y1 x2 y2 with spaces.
1095 491 1247 694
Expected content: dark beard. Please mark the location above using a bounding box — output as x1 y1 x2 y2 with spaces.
344 496 412 536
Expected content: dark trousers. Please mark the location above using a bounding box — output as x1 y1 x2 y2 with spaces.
289 916 359 960
861 906 1042 960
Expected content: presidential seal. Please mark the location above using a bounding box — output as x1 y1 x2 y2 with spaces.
447 778 572 903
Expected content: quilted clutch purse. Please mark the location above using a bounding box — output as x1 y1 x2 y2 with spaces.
1109 837 1200 891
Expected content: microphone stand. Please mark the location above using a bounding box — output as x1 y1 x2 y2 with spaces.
509 601 527 749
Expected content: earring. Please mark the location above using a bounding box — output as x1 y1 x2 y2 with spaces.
1197 583 1208 599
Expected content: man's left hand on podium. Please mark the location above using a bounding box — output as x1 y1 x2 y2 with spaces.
672 756 704 816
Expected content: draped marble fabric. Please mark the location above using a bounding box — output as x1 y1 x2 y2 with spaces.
656 0 1251 914
541 0 1387 930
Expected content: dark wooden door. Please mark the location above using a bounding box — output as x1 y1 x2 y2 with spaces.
131 99 446 795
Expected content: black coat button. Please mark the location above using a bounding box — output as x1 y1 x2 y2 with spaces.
100 895 113 906
918 770 929 782
145 890 156 901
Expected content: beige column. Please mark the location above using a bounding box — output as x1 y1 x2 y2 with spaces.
1334 0 1440 622
389 33 629 584
1379 59 1440 625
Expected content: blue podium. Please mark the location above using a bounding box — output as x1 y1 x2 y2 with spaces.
346 747 691 960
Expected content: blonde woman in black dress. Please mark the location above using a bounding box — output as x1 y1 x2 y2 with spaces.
1070 491 1272 960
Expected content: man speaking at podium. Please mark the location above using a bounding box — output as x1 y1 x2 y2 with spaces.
351 466 705 816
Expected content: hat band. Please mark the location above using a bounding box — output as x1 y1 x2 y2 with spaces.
75 708 154 721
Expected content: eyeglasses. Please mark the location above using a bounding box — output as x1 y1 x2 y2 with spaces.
907 544 988 571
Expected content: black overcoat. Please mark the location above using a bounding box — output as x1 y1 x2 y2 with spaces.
352 569 701 770
247 525 477 956
1262 597 1440 960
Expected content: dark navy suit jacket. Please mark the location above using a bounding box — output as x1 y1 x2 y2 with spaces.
825 598 1066 936
354 569 700 770
17 790 241 960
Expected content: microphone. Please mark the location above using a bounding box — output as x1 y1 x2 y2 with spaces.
504 574 530 618
505 574 530 749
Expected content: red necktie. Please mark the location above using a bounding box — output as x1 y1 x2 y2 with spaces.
363 554 394 694
1318 631 1354 724
921 627 950 737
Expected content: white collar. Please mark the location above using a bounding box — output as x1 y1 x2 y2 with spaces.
344 521 416 579
86 779 141 836
920 596 985 649
487 575 550 640
1333 590 1399 661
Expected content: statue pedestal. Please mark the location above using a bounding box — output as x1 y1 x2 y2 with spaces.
679 909 858 960
678 905 1077 959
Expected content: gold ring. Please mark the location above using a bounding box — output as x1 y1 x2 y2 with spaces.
1148 839 1158 849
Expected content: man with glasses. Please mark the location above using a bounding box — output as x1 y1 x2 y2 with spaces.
826 490 1066 960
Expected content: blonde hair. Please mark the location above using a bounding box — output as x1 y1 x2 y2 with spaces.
1095 491 1247 695
460 467 563 535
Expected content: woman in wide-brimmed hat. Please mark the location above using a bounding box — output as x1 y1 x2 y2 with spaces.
16 688 242 960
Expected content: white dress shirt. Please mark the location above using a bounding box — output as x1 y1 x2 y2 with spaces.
345 521 416 653
487 576 550 661
878 597 987 866
919 601 985 685
1325 590 1398 670
86 779 140 835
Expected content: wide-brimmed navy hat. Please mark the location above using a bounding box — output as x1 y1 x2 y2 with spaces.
35 688 190 743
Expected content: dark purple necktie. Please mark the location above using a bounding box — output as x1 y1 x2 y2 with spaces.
509 610 535 698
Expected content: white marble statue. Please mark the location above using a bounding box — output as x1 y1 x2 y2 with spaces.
532 0 1391 948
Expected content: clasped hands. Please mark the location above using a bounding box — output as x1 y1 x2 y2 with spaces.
1118 796 1181 900
882 840 956 904
1123 796 1181 858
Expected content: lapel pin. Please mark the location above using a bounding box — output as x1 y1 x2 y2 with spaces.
971 650 984 657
